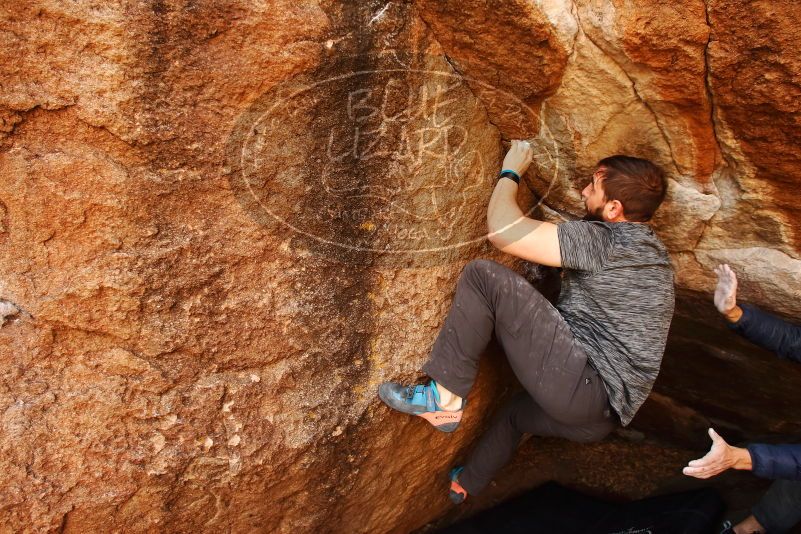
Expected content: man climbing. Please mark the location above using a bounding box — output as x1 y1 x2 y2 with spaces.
683 264 801 534
378 140 675 503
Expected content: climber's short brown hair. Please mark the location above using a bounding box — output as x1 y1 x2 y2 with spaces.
597 155 667 222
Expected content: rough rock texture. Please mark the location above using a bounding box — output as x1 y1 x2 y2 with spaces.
415 0 568 137
1 0 801 533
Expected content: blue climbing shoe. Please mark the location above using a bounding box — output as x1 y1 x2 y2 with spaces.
377 380 464 433
449 466 468 504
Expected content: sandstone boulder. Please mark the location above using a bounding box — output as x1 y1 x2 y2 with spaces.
1 1 800 532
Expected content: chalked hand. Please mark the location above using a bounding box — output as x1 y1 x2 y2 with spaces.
713 264 738 316
501 140 533 178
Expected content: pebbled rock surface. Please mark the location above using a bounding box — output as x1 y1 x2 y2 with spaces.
1 0 800 532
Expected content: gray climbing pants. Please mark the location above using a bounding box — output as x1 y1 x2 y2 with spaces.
753 479 801 533
422 259 617 495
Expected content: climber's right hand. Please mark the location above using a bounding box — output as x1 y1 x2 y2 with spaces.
501 139 533 177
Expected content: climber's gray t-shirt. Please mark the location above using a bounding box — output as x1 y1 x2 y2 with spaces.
556 220 675 426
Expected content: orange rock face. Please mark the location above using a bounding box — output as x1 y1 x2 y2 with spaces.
705 0 801 249
415 0 569 137
586 0 720 186
1 0 801 532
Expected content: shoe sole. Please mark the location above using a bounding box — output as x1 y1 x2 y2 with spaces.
449 488 466 504
418 410 462 433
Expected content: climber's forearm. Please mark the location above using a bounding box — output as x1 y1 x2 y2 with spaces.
485 175 561 266
485 140 560 265
486 177 526 235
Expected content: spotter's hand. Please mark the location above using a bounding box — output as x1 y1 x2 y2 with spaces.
714 264 739 316
502 140 534 178
682 428 751 479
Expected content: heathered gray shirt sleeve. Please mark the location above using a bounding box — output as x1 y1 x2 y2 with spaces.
556 220 675 426
558 221 614 272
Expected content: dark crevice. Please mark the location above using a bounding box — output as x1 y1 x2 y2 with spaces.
694 0 730 249
702 0 726 164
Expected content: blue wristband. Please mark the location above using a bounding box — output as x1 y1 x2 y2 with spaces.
499 169 521 184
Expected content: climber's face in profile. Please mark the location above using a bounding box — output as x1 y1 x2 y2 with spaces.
581 166 610 221
579 156 665 223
